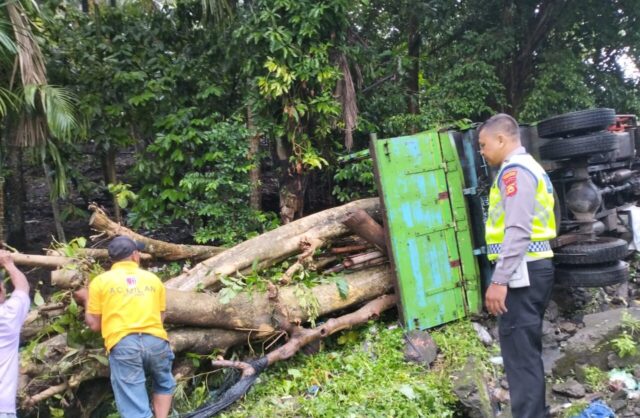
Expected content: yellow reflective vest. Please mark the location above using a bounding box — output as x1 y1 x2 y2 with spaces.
485 153 556 261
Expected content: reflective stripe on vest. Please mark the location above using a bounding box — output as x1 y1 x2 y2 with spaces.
485 153 556 261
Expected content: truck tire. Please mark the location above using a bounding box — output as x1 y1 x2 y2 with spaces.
588 132 633 163
553 236 629 265
537 108 615 138
539 132 618 160
554 260 629 287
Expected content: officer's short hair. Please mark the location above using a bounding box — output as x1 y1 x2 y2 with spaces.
478 113 520 142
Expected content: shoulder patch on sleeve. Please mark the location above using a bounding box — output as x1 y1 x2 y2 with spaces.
502 169 518 197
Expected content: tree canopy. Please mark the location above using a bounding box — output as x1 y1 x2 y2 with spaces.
1 0 638 244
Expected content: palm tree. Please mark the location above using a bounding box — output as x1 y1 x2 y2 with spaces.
1 0 77 245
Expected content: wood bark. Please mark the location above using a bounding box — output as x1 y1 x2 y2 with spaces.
165 197 380 290
343 250 385 268
264 294 397 364
50 269 84 288
102 147 122 223
48 262 392 332
165 264 392 330
88 204 224 261
47 247 152 261
247 104 262 210
5 144 26 249
10 252 77 268
168 327 271 354
342 209 387 254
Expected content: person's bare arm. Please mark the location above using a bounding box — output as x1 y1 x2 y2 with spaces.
84 312 102 332
0 250 29 294
73 287 102 332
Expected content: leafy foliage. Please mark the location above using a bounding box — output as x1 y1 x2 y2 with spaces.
190 318 489 418
583 366 608 392
132 113 267 244
611 332 637 358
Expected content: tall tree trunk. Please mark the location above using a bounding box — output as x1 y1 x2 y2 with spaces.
5 145 26 249
101 148 122 223
407 12 421 116
42 158 66 243
275 135 306 224
279 169 306 224
247 105 262 210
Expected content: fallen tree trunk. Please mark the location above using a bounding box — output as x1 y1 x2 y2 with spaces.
342 209 387 254
166 198 381 290
184 294 398 418
168 328 262 354
88 204 224 261
47 248 152 261
9 252 76 269
50 268 84 288
49 264 392 332
165 264 393 330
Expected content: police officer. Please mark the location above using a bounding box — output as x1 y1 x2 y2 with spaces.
478 114 556 418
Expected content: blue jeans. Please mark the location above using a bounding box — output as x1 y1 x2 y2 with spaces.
109 334 175 418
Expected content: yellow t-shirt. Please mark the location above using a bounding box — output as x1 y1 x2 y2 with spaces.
87 261 168 351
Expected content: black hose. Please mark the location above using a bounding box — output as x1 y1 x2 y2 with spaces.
182 357 269 418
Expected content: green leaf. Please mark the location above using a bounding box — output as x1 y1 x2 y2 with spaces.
34 291 45 307
398 384 416 400
287 368 302 379
89 354 110 367
334 276 349 299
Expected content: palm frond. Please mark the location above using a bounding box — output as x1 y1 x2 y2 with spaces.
0 86 17 117
0 18 18 56
39 85 78 141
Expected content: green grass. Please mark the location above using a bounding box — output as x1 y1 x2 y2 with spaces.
179 317 491 418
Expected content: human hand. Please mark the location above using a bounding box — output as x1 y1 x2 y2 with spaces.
0 250 14 268
73 288 88 305
485 283 508 316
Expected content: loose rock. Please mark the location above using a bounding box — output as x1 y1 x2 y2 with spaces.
552 378 586 399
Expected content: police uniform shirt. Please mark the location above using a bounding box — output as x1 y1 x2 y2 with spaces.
491 146 539 285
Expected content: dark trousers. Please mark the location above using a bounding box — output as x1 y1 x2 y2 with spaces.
498 258 554 418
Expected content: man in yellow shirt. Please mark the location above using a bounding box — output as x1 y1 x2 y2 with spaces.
75 236 174 418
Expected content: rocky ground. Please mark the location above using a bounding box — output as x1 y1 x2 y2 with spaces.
457 275 640 418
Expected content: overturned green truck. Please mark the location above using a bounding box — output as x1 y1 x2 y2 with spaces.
370 108 638 330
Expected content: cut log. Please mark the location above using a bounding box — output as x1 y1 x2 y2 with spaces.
329 244 369 254
342 209 387 254
49 263 392 331
47 248 152 261
343 250 384 268
165 264 392 329
51 268 84 288
169 328 260 354
88 204 224 261
166 198 381 290
9 252 76 269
